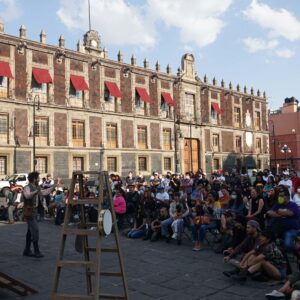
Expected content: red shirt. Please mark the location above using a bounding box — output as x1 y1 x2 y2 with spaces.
291 177 300 191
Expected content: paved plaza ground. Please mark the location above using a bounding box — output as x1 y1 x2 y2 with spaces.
0 219 283 300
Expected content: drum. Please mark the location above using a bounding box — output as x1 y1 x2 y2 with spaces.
98 209 112 235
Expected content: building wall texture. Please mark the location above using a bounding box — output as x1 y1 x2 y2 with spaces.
0 28 269 179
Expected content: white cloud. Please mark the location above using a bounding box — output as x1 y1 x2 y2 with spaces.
148 0 233 48
243 37 278 53
275 48 295 59
0 0 22 22
57 0 233 50
57 0 156 49
244 0 300 42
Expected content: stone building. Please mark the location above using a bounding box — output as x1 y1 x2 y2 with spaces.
269 97 300 172
0 23 269 179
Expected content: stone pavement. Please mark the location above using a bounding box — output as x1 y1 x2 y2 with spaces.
0 220 281 300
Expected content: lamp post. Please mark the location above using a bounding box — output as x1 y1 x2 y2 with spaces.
281 144 291 169
10 116 20 174
31 95 41 171
268 119 277 171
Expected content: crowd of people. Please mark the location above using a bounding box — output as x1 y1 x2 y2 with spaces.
110 168 300 299
3 168 300 299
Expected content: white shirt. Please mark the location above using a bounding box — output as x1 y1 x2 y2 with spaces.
155 191 169 203
292 193 300 207
279 179 293 198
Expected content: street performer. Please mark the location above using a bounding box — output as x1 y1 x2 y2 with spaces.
23 171 58 258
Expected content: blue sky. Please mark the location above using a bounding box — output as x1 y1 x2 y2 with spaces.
0 0 299 110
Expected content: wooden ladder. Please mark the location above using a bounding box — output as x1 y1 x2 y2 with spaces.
0 272 38 296
51 171 129 300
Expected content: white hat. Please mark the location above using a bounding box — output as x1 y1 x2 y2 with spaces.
283 171 289 176
56 187 63 192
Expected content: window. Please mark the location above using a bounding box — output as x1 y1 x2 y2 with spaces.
73 157 84 171
69 82 83 99
255 111 261 130
36 156 47 174
234 107 241 127
72 121 85 147
107 157 117 172
163 128 172 150
213 158 220 171
138 157 147 171
0 156 7 175
106 124 118 148
164 157 172 170
35 117 48 146
211 108 217 121
31 75 48 103
104 85 114 102
212 134 219 152
184 93 195 119
0 76 8 98
135 91 144 108
161 97 168 112
235 136 242 152
256 138 262 153
31 75 47 93
0 114 8 144
137 126 147 149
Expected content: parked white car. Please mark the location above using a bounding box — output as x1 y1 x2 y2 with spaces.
0 173 28 196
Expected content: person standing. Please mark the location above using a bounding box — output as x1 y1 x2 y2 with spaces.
23 171 57 258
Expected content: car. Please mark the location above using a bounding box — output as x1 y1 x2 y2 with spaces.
0 173 28 196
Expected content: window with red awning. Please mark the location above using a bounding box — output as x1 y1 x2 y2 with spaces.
161 92 174 106
136 87 151 103
211 102 224 115
0 61 13 78
32 67 52 84
105 81 122 98
70 75 89 91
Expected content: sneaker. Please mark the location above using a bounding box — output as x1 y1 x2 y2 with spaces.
265 290 285 299
192 247 201 251
172 233 177 239
229 259 240 268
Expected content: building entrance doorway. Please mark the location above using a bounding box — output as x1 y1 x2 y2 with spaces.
183 138 199 173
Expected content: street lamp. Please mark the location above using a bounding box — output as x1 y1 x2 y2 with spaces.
29 95 41 171
10 116 20 174
281 144 291 168
268 119 277 171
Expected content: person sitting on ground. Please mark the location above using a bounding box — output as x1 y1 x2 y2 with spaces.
127 201 147 239
292 186 300 209
5 181 23 224
223 220 262 277
266 185 300 253
265 271 300 299
150 172 161 194
193 191 220 251
182 173 194 196
279 171 293 199
147 207 169 242
231 229 287 282
161 192 181 242
155 185 170 209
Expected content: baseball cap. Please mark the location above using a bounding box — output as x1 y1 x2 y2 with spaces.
247 220 261 232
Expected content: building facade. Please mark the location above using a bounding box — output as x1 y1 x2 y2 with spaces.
0 23 269 179
269 97 300 172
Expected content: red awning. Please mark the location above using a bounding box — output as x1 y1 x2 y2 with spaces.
105 81 122 98
70 75 89 91
136 87 150 103
0 61 13 78
161 92 174 107
211 102 223 115
32 67 52 84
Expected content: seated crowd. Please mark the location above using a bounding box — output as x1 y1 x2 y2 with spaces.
111 169 300 299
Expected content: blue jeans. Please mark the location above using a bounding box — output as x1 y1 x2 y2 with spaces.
161 217 173 237
199 221 217 242
127 225 147 239
284 229 298 252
